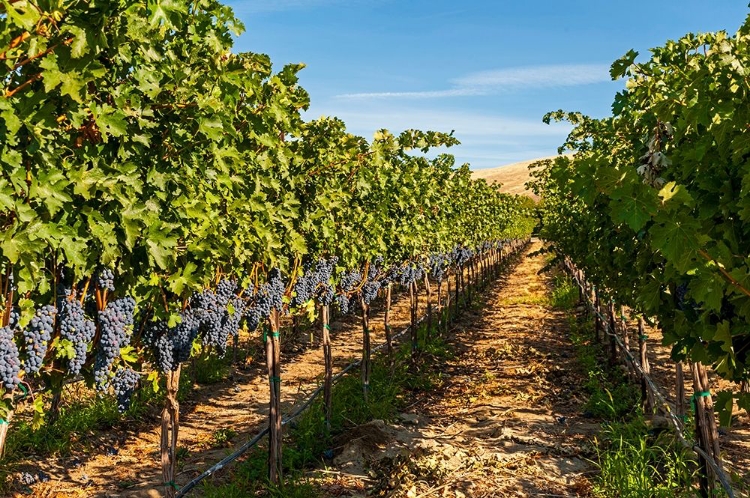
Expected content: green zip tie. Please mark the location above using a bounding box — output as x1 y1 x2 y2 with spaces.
269 376 281 384
0 419 8 425
17 383 28 399
639 335 648 340
690 391 711 411
262 328 267 342
164 481 180 490
324 324 331 330
272 332 280 338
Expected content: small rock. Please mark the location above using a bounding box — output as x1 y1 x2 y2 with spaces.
398 413 419 425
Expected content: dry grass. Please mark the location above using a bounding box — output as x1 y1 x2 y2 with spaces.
471 156 560 200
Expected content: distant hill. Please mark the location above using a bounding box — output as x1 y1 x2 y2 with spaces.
471 156 558 200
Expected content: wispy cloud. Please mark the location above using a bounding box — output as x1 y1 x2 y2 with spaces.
316 106 571 138
336 63 611 100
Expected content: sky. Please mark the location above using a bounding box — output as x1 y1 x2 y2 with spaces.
227 1 750 170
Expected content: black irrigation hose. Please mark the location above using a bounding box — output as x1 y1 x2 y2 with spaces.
567 268 736 498
176 242 529 496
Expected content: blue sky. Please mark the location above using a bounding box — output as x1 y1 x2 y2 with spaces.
228 1 749 169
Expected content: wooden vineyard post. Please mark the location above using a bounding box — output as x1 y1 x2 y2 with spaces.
691 361 722 497
266 309 282 484
0 404 12 458
638 318 654 412
607 301 617 365
466 259 473 307
360 297 371 403
322 305 333 431
445 276 452 333
676 362 686 422
435 278 443 331
619 308 633 379
455 266 462 316
384 283 393 357
161 366 181 498
594 289 601 343
424 273 433 338
410 280 418 356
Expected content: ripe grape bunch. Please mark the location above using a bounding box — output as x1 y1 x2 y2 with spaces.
59 296 96 376
96 268 115 292
314 257 337 306
337 269 362 314
255 269 285 320
361 258 383 305
0 325 21 390
94 297 136 389
22 305 56 375
111 366 139 412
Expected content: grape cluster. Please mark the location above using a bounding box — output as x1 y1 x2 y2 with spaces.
0 326 21 390
216 279 237 306
314 257 337 306
291 266 317 307
59 297 96 375
452 246 473 267
94 297 136 389
142 320 173 372
173 309 201 364
96 268 115 292
361 281 380 305
195 290 224 348
429 253 448 283
336 269 362 314
22 305 56 375
336 294 350 315
143 307 203 372
397 264 419 286
254 269 285 321
244 305 262 332
340 269 361 293
111 366 139 412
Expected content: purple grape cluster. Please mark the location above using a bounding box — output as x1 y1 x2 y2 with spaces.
292 257 340 307
429 253 448 283
337 269 362 314
0 326 21 390
59 297 96 375
96 268 115 292
195 290 224 348
452 246 474 267
22 305 56 375
94 297 136 389
336 294 351 314
359 257 383 305
254 269 285 320
143 307 202 372
291 269 317 308
314 258 337 306
111 366 139 412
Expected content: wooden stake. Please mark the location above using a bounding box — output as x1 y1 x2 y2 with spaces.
322 305 332 432
161 366 181 498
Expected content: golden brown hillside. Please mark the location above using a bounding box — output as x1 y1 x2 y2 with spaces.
471 156 559 200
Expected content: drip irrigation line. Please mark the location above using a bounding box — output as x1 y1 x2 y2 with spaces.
176 242 528 496
567 266 736 498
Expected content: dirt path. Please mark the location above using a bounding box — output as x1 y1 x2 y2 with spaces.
321 242 599 497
